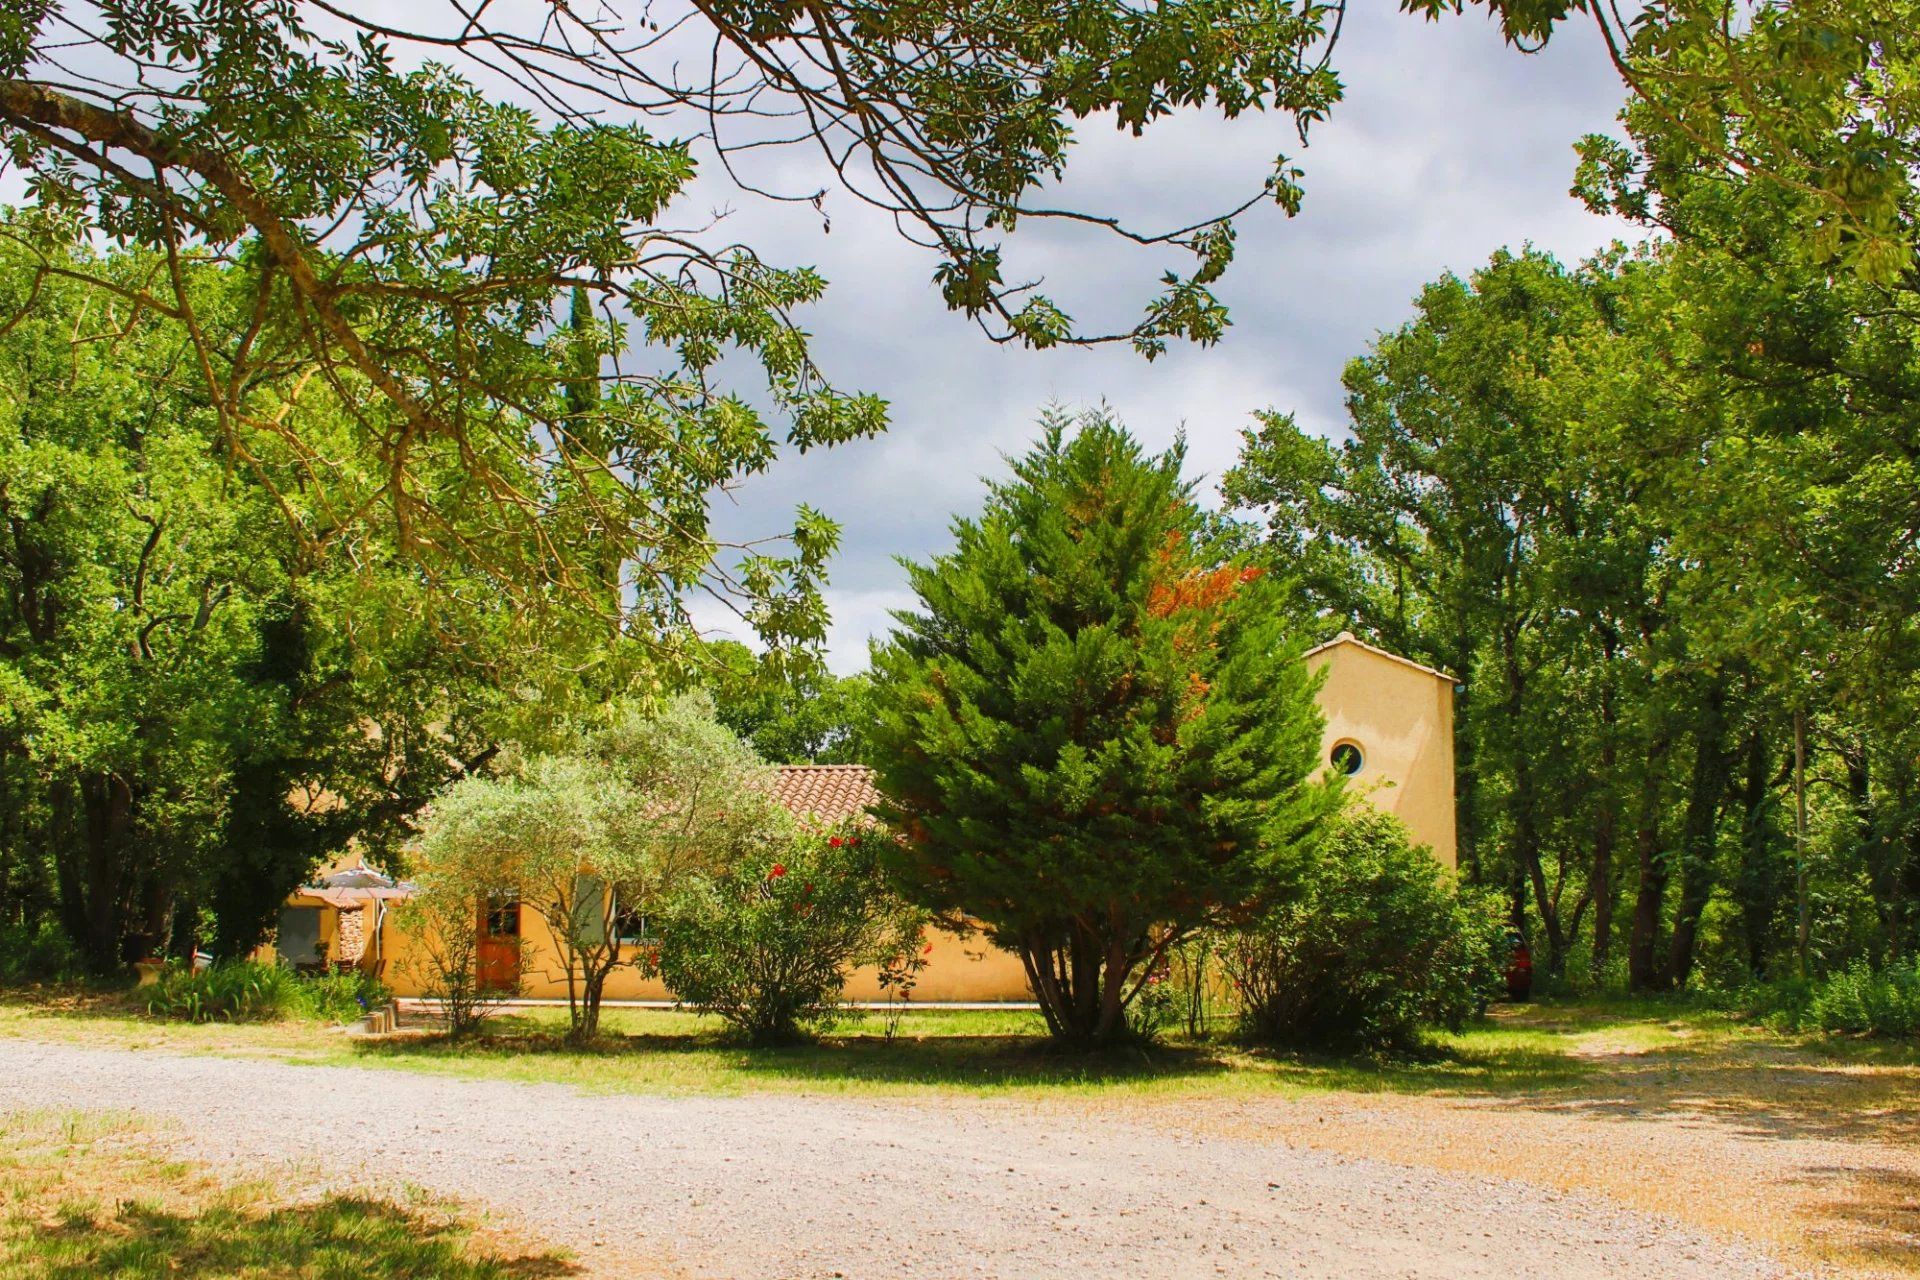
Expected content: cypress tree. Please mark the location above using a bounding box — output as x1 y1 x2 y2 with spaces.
868 410 1336 1044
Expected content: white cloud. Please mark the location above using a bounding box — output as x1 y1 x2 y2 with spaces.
699 8 1637 670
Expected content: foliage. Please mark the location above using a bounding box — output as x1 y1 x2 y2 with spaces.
0 922 82 986
414 694 785 1041
868 409 1337 1044
142 960 388 1025
654 827 925 1046
1225 809 1505 1051
0 5 1351 372
1805 962 1920 1040
698 640 876 764
1420 1 1920 283
0 0 1360 637
0 236 573 974
1223 229 1920 995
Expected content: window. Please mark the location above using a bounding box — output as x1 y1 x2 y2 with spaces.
1330 741 1364 776
614 903 652 947
483 894 521 938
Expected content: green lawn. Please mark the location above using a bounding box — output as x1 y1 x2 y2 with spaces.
6 986 1905 1107
0 1110 577 1279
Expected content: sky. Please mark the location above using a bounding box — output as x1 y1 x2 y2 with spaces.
685 7 1637 672
11 4 1634 673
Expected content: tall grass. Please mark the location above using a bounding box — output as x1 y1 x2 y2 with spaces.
1712 959 1920 1039
144 961 389 1025
1807 961 1920 1038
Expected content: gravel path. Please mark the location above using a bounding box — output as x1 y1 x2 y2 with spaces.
0 1039 1792 1279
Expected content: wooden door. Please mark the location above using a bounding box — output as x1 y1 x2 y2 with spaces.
476 896 520 994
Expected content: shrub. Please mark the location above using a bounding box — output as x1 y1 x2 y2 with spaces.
290 969 393 1023
654 827 925 1045
146 960 301 1023
144 960 390 1024
1224 808 1505 1051
0 922 84 985
1806 961 1920 1038
1706 962 1920 1039
1701 975 1816 1032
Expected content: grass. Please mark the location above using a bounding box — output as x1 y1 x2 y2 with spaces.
4 985 1910 1107
0 1110 578 1278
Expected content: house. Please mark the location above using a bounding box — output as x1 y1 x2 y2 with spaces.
279 633 1456 1002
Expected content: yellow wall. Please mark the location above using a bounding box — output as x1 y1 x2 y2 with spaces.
375 903 1031 1002
1306 634 1458 868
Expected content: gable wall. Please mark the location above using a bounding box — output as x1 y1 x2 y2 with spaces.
1308 642 1458 869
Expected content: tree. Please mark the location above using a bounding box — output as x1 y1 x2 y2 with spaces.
413 694 782 1040
0 2 1353 628
697 640 875 764
867 410 1336 1045
1421 0 1920 284
654 824 923 1045
0 234 550 971
1224 249 1650 981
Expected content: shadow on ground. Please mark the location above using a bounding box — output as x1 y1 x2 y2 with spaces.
354 1024 1257 1091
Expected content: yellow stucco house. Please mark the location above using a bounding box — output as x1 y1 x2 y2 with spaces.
279 633 1456 1003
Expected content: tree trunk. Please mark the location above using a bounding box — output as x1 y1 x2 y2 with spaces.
1667 687 1732 988
1452 633 1481 885
66 771 137 973
1022 922 1135 1045
1732 728 1778 977
1502 623 1565 975
1794 708 1810 976
1588 635 1620 983
1626 732 1673 992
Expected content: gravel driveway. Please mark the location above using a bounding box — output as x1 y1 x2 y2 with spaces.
0 1039 1790 1279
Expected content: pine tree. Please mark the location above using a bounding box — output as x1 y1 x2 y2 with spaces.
868 410 1336 1044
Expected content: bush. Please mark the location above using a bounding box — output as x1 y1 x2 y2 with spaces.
288 969 393 1023
1224 808 1505 1051
654 827 924 1045
145 960 389 1024
1705 962 1920 1039
1806 961 1920 1038
0 922 84 985
1701 974 1816 1032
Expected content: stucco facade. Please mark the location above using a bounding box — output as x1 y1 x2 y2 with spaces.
283 633 1456 1004
1304 632 1459 868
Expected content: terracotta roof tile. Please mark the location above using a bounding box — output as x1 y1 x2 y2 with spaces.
772 764 881 826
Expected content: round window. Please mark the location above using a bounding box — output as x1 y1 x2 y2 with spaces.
1330 742 1364 776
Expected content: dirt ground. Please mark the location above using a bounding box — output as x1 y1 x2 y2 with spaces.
0 1033 1868 1280
1130 1041 1920 1279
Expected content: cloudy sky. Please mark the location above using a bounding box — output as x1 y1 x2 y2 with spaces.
12 4 1631 672
682 7 1634 672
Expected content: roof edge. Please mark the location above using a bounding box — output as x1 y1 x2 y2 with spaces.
1304 631 1457 684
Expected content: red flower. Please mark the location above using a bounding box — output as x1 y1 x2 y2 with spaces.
828 836 844 848
769 863 787 879
921 940 934 956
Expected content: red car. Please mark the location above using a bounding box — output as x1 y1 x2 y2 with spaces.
1504 937 1534 1002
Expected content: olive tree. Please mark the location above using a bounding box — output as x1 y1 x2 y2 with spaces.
415 694 784 1040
